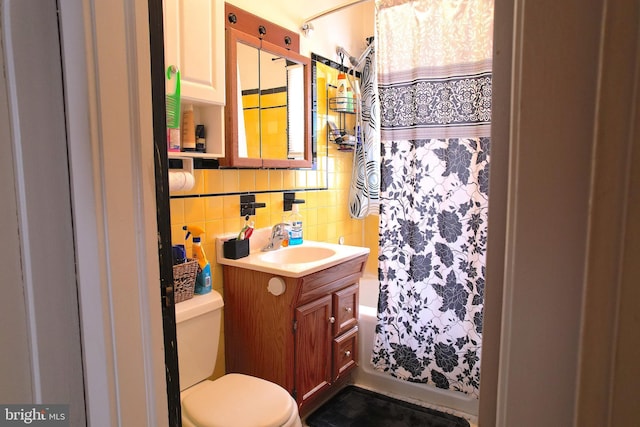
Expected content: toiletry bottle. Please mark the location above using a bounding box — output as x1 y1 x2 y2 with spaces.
181 104 196 151
288 204 303 246
335 73 348 111
172 244 186 265
183 225 212 294
346 87 354 113
195 124 206 152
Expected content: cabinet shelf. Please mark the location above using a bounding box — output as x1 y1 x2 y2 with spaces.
328 97 355 114
168 151 220 160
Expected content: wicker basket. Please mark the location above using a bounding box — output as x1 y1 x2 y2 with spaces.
173 259 199 303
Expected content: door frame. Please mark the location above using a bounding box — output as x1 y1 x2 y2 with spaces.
58 0 169 424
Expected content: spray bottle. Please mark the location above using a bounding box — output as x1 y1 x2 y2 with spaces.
183 225 212 295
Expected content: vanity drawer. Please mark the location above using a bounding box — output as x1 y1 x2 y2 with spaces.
297 254 367 305
333 326 358 381
333 284 358 337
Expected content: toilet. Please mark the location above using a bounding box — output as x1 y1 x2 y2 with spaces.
176 291 302 427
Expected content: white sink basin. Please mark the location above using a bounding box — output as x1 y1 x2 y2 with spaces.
259 246 336 264
216 234 369 278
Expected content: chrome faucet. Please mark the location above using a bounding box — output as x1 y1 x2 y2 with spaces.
262 223 289 251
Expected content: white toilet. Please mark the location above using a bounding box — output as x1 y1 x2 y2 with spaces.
176 291 302 427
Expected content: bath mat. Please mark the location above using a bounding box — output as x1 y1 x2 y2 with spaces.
305 386 470 427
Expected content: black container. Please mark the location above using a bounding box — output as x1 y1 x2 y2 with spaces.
223 238 249 260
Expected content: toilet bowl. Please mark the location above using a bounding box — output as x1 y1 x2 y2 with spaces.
181 374 300 427
176 292 302 427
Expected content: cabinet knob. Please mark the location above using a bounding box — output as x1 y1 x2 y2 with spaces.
344 350 351 358
329 316 335 324
345 307 352 313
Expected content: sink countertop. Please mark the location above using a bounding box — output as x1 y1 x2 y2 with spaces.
216 228 370 278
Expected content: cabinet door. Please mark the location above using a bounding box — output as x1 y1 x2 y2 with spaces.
333 283 359 336
163 0 225 105
333 326 358 380
295 295 332 406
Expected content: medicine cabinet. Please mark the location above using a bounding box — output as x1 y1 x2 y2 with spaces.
219 3 312 168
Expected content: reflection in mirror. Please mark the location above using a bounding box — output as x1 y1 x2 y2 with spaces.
259 49 287 160
236 41 259 158
287 62 305 160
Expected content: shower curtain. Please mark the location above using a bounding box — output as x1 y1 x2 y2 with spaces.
348 43 380 219
371 0 493 398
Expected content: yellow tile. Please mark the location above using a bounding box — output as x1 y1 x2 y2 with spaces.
317 191 329 207
205 197 224 220
303 191 316 209
305 225 318 241
223 217 244 235
316 224 328 242
211 262 224 290
184 198 205 224
269 170 283 190
327 171 338 189
295 170 307 188
171 224 185 245
222 195 240 219
306 171 318 188
254 193 270 223
170 198 184 226
255 170 270 192
239 170 256 192
205 219 224 240
269 192 284 214
317 207 331 225
254 211 272 230
282 170 295 189
222 169 239 193
305 208 318 228
325 156 335 174
205 170 225 194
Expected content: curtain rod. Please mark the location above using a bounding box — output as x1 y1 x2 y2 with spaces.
302 0 372 26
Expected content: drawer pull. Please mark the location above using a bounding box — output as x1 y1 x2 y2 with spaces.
345 307 352 313
344 350 351 358
329 316 336 324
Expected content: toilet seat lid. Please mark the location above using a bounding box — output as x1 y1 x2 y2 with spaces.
182 373 296 427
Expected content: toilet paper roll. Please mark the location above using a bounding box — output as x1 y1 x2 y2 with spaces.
168 170 195 192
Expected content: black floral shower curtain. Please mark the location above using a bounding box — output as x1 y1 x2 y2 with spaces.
371 0 493 398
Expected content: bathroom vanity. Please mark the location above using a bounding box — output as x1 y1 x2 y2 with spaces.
219 240 369 416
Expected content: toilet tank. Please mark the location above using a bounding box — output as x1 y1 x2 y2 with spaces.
175 291 224 391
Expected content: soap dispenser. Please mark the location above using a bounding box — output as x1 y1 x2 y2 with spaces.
288 204 303 246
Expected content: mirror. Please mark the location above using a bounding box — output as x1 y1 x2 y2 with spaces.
223 27 311 168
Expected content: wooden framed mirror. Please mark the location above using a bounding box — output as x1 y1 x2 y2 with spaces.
221 5 311 168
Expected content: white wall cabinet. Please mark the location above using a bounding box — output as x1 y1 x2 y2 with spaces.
163 0 225 105
164 0 225 158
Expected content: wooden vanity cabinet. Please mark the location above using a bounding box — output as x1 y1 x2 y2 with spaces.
223 254 367 416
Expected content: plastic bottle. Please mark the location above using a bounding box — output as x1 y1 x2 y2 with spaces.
181 104 196 151
183 225 212 294
288 204 303 245
195 124 206 152
346 87 354 113
335 73 348 111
